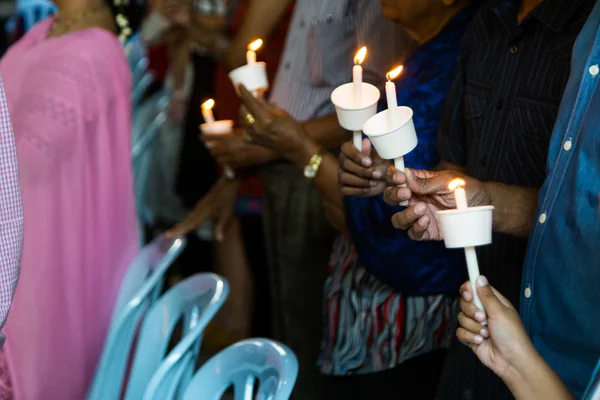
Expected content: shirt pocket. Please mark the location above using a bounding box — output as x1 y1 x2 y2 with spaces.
506 96 559 186
464 83 491 138
306 16 356 88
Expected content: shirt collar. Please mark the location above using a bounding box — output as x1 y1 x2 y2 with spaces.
492 0 583 33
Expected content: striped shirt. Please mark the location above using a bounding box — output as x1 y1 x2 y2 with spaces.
0 77 23 348
269 0 411 122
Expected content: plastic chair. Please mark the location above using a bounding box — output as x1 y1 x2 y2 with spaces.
87 235 187 400
6 0 56 35
124 273 229 400
181 339 299 400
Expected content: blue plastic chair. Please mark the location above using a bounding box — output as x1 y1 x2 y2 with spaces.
6 0 56 35
87 235 187 400
181 339 299 400
124 273 229 400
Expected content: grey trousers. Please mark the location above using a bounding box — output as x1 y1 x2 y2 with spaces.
260 162 336 400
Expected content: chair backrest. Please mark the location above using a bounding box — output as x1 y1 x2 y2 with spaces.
6 0 56 34
132 94 169 225
181 339 299 400
86 235 186 400
125 273 229 400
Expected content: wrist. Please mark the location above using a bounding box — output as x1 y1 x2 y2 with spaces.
289 139 319 168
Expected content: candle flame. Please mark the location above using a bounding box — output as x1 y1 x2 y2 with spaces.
248 39 263 52
201 99 215 111
448 178 466 191
354 46 367 65
386 65 403 81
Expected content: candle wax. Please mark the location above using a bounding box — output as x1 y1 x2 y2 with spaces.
246 50 257 65
385 80 399 130
202 109 215 124
353 64 362 107
454 187 469 210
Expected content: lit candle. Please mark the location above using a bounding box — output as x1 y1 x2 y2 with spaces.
385 65 403 130
448 179 486 316
352 46 368 150
201 99 215 123
246 39 263 65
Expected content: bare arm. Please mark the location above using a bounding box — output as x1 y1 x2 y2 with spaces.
302 115 348 150
223 0 293 71
484 183 539 238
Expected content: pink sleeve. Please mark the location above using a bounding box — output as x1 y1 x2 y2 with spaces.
0 77 23 346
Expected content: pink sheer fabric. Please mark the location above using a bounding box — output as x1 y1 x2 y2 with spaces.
0 19 139 400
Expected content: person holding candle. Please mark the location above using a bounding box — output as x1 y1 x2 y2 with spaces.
382 0 599 398
237 0 479 396
456 276 600 400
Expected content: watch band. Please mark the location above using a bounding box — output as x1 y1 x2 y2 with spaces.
303 152 324 179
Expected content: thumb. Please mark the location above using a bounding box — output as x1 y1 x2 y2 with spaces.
476 276 505 317
405 169 449 196
361 138 372 156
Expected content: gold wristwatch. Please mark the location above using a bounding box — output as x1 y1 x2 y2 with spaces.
303 152 324 179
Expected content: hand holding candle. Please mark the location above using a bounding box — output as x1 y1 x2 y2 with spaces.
449 178 486 316
200 99 235 179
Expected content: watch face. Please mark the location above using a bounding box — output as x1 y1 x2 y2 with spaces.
304 165 316 179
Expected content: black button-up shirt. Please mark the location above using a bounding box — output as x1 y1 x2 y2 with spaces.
436 0 595 399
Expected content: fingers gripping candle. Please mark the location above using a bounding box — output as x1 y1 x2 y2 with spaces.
449 179 486 316
352 47 368 149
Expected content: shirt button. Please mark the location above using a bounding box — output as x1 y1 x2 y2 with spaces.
563 139 572 151
299 20 306 28
480 157 488 167
539 213 547 224
590 64 599 76
495 100 504 110
284 62 291 70
524 286 532 299
326 13 334 23
509 46 519 54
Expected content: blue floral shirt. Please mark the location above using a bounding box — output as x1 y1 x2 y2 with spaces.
344 9 474 295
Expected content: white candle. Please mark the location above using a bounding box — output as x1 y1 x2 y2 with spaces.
449 179 486 316
201 99 215 123
394 157 408 206
353 131 362 150
353 64 362 106
246 39 263 65
385 66 403 130
352 47 367 107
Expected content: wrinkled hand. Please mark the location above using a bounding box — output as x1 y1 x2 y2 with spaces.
166 177 241 241
383 168 490 240
456 276 535 380
201 129 278 169
238 85 305 160
338 139 390 197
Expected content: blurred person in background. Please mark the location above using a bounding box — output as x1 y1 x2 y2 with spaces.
236 0 477 396
0 0 144 398
171 0 409 398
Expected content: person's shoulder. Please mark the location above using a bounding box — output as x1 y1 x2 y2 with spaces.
67 28 126 64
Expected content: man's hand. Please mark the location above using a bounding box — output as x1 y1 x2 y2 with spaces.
238 85 305 161
166 177 241 241
201 129 279 169
338 139 390 197
456 277 536 381
323 200 346 233
383 168 491 240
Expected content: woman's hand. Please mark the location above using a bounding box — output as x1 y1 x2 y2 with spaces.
238 85 305 161
201 129 279 169
166 177 241 242
338 139 390 197
383 168 491 240
456 277 536 380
